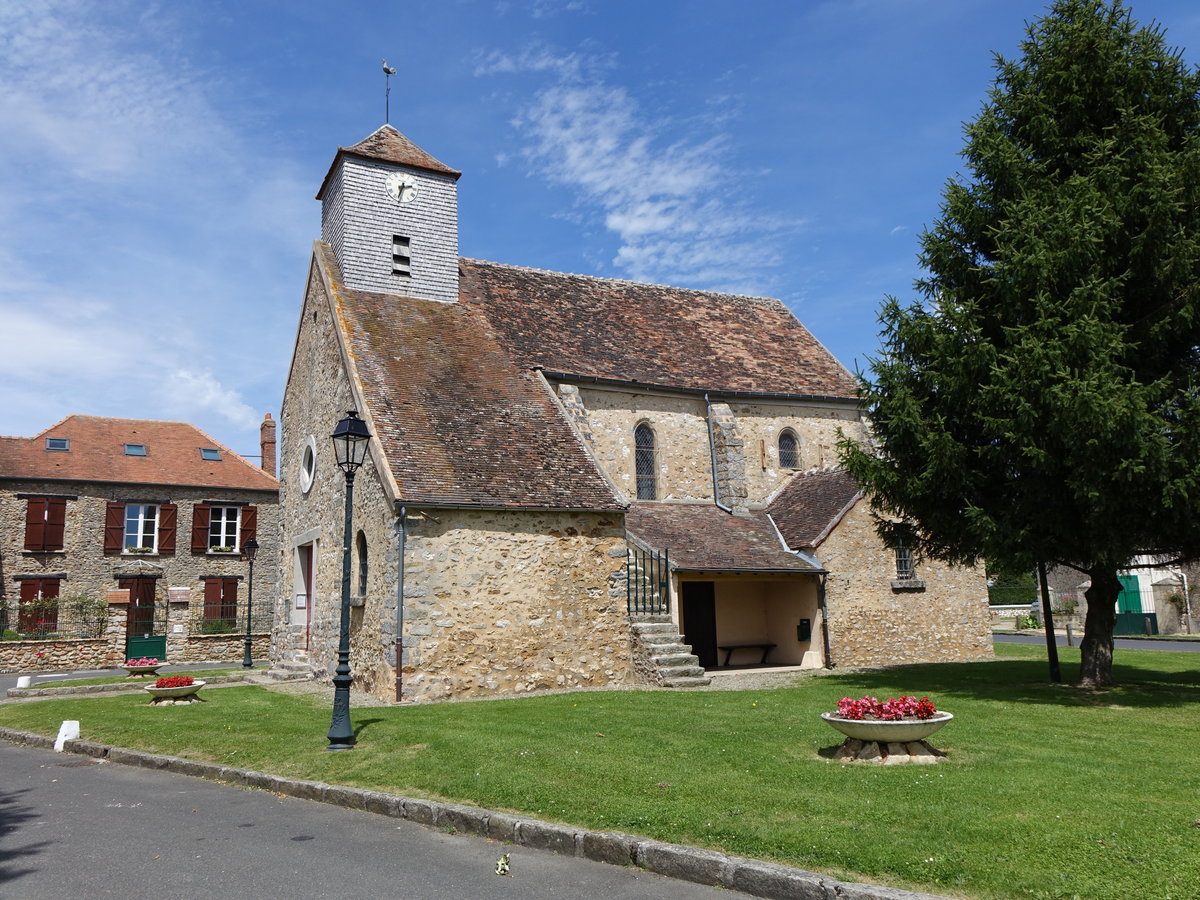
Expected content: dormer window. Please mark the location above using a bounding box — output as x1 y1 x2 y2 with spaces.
392 235 412 277
124 444 147 456
45 437 70 451
200 448 222 461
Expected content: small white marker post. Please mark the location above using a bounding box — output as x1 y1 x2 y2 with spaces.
54 720 80 752
15 675 31 688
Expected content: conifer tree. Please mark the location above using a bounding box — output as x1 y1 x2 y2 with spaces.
841 0 1200 686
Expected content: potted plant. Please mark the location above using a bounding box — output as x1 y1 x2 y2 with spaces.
821 695 953 743
145 674 206 703
210 546 235 554
126 546 154 555
122 657 163 677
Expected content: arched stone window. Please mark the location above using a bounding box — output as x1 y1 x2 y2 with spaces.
356 530 368 598
778 429 800 469
635 423 657 500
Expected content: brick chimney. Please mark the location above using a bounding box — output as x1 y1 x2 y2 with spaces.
260 413 277 477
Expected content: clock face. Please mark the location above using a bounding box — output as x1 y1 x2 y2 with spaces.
385 172 417 203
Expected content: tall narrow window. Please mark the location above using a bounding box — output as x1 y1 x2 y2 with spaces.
778 430 800 469
635 423 657 501
19 578 60 635
392 234 412 276
356 530 369 599
895 546 915 581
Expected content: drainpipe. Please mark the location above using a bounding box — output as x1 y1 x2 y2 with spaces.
393 503 407 703
704 393 732 513
817 572 834 670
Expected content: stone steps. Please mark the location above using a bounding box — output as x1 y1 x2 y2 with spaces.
629 615 711 688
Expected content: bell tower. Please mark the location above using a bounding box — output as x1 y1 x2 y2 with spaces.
316 125 461 303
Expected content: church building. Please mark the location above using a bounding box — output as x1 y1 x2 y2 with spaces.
273 126 992 702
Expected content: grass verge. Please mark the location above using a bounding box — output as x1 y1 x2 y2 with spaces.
39 667 246 688
3 644 1198 899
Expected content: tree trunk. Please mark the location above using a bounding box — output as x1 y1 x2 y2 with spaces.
1079 568 1120 687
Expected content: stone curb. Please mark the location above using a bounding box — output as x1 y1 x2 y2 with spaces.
0 726 949 900
5 672 293 699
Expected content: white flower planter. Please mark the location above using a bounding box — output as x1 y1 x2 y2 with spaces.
144 680 206 700
820 711 953 743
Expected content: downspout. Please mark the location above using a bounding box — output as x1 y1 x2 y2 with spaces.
704 393 732 513
393 503 406 703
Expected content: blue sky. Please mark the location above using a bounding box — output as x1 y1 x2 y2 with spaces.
3 0 1200 462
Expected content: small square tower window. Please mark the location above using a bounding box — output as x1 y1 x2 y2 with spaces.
45 437 70 451
124 443 147 456
200 448 222 461
392 235 412 277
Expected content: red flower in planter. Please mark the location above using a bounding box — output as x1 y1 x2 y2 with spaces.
154 676 194 688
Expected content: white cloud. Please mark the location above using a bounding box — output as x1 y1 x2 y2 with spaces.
480 47 797 293
159 370 260 432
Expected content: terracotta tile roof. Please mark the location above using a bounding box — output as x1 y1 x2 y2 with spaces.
767 468 862 549
0 416 278 492
331 260 622 510
317 125 460 199
626 503 821 573
459 258 859 398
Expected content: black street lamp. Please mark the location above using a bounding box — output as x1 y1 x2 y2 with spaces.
327 409 371 751
242 537 260 669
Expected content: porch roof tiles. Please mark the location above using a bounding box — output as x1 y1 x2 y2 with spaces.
767 468 862 549
626 502 821 574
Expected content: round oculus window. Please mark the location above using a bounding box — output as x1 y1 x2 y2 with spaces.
299 435 317 493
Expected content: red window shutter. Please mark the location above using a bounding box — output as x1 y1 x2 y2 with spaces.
241 505 258 546
19 580 39 631
41 579 60 631
204 578 222 619
24 498 47 550
191 503 211 553
20 580 39 603
104 502 125 554
158 504 177 554
44 498 66 551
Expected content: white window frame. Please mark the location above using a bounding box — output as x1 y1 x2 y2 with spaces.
208 506 241 551
124 504 159 551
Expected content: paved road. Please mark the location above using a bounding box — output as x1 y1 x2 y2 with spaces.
994 633 1200 652
0 741 749 900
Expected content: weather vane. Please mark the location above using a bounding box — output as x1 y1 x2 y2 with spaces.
382 59 398 124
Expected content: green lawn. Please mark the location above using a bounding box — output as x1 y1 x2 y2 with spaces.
37 667 245 688
3 644 1198 900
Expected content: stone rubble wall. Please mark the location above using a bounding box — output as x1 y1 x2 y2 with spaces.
817 499 993 667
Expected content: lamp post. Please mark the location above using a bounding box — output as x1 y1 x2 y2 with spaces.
242 537 259 669
327 409 371 751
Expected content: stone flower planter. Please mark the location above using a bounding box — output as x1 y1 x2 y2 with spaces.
145 680 206 704
122 664 163 677
821 711 953 743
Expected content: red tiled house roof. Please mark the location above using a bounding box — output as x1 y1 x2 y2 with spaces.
626 503 820 573
459 258 859 398
0 416 278 492
767 468 862 550
322 249 621 510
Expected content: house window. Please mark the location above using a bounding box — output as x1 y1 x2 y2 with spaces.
200 448 222 461
18 578 60 636
124 504 159 551
635 423 657 501
300 436 317 493
45 437 70 451
24 497 67 551
392 234 412 276
202 577 240 633
778 430 800 469
208 506 241 551
895 546 915 581
124 443 147 456
356 530 369 598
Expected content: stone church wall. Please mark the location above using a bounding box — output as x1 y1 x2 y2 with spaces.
817 500 993 667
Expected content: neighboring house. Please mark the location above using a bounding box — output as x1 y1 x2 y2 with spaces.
275 125 992 703
1046 557 1196 635
0 415 279 672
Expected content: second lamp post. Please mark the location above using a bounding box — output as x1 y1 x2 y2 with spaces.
327 410 371 751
